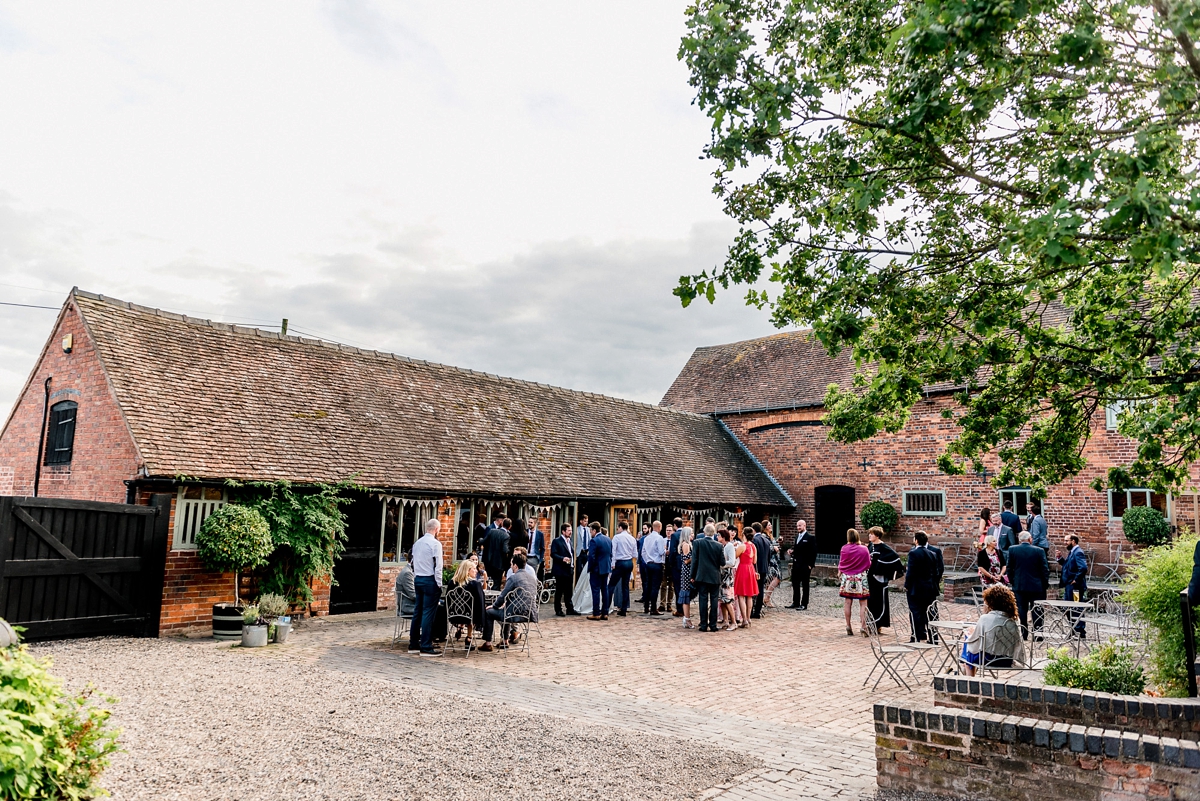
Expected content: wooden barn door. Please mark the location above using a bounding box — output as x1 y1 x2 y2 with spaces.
0 495 169 640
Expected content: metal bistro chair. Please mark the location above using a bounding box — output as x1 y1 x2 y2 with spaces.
391 603 414 648
970 620 1027 679
1094 545 1124 584
501 586 534 658
444 585 480 657
865 615 916 692
891 605 941 677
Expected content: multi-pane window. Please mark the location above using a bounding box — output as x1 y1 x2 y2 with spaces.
44 401 77 465
172 487 226 550
902 491 946 516
999 488 1031 516
1108 489 1170 520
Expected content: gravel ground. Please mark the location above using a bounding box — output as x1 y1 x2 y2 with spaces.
31 638 758 801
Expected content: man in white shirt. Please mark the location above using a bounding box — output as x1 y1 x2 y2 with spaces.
409 518 444 656
641 521 667 616
606 521 638 617
575 515 591 581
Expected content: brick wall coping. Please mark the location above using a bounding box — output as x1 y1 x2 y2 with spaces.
874 701 1200 767
933 674 1200 722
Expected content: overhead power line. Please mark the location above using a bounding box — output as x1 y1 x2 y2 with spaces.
0 301 59 310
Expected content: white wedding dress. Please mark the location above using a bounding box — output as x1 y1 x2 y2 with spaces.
573 563 592 612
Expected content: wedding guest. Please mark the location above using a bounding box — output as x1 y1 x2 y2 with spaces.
1007 531 1049 639
450 559 486 633
551 523 578 616
750 522 772 618
734 527 760 629
719 529 741 631
478 553 537 653
666 521 681 616
691 524 724 632
977 507 991 547
395 551 416 619
977 534 1007 588
676 526 695 628
960 584 1024 676
607 522 638 617
788 519 817 610
762 527 782 608
1027 501 1050 553
585 521 612 620
575 514 591 581
866 528 902 629
838 529 871 637
904 531 940 643
642 521 667 616
410 518 445 656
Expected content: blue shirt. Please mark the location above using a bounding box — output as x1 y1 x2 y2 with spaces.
642 532 667 565
611 531 637 567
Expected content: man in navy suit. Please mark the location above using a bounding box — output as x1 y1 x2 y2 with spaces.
751 522 772 618
904 531 941 642
550 524 577 616
585 522 612 620
527 519 546 576
1057 533 1089 636
691 524 725 632
1007 531 1049 639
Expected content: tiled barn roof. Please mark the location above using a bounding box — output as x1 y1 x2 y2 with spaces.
660 330 859 415
71 290 791 507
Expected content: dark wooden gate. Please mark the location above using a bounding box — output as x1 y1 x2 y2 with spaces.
0 495 169 640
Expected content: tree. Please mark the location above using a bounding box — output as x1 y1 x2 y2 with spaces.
677 0 1200 494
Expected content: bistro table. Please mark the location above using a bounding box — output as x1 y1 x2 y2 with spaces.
929 620 970 674
1034 599 1093 656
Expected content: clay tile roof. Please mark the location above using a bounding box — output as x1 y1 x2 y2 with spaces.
660 330 856 415
71 290 790 507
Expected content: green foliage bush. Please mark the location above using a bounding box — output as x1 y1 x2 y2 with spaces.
1122 534 1199 696
1043 641 1146 696
860 501 898 533
241 605 260 626
235 481 350 606
0 646 120 799
1121 506 1171 547
195 504 273 575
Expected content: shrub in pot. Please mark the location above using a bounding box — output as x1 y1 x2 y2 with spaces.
195 504 273 639
257 593 290 643
240 604 269 648
860 500 898 533
1120 506 1171 547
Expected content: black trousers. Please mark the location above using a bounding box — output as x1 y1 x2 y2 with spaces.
695 581 719 631
553 575 575 615
575 552 587 581
907 590 937 642
643 563 663 612
482 607 507 642
1014 589 1045 639
753 581 766 617
791 564 811 607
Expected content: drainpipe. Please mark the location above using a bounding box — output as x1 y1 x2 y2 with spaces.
32 377 52 497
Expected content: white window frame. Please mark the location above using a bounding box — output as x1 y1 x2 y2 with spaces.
902 490 947 517
1107 489 1172 521
379 499 435 565
998 487 1032 517
172 487 227 550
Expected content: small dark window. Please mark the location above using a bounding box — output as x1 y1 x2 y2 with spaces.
44 401 77 465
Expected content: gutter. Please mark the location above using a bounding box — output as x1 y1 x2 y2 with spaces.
715 416 797 509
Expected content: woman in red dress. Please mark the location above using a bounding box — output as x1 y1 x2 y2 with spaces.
733 527 759 629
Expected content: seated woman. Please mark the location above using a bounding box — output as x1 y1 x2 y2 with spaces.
395 551 416 618
960 584 1024 677
448 560 487 639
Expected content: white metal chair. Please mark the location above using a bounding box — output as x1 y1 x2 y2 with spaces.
865 616 916 691
500 586 534 658
967 619 1027 678
1095 545 1124 583
890 604 941 677
391 606 414 648
444 585 480 657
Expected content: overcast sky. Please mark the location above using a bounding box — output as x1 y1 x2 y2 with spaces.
0 1 784 419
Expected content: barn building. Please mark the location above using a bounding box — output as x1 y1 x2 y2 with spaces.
0 290 791 634
660 330 1199 576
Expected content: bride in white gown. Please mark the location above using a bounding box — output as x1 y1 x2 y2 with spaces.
572 561 592 612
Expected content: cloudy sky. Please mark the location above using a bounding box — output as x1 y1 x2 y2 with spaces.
0 1 784 419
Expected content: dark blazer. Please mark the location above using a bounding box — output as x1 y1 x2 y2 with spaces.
550 534 574 579
905 545 940 596
587 533 612 576
691 535 725 585
1058 546 1089 597
1007 543 1049 594
1188 540 1200 606
792 532 817 569
528 527 546 561
508 525 530 555
752 532 772 578
989 524 1018 558
929 544 945 584
1000 510 1023 535
480 528 510 576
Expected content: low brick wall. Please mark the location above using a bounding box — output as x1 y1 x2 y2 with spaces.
934 675 1200 741
875 701 1200 800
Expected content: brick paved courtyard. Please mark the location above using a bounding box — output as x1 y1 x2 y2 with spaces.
283 585 941 799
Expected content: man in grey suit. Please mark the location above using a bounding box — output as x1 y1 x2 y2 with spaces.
1027 501 1050 553
987 512 1018 559
478 552 537 652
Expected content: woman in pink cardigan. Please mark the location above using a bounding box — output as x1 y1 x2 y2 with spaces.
838 529 872 636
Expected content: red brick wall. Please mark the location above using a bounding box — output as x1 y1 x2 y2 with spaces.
0 303 140 502
723 396 1195 565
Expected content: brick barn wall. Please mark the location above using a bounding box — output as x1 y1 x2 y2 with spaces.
0 303 140 503
723 396 1195 565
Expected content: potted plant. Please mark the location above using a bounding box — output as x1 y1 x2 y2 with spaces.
240 604 269 647
195 503 274 640
257 593 291 643
860 500 899 533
